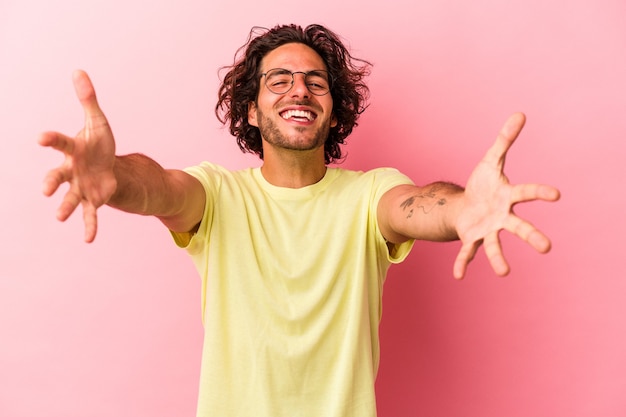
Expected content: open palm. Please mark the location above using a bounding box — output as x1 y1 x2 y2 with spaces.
39 70 117 243
453 113 560 279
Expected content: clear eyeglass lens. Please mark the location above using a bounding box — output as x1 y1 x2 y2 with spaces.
264 69 330 96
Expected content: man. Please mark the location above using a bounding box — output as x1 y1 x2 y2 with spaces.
39 24 559 417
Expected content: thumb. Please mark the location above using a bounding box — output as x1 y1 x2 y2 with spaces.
483 112 526 168
72 69 105 119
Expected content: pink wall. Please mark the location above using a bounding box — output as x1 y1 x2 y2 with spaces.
2 0 625 416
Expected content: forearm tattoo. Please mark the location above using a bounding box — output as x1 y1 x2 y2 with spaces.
399 183 451 219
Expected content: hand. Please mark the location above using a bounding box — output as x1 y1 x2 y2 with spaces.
39 70 117 243
453 113 560 279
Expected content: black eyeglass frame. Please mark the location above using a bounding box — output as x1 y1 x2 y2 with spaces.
259 68 333 96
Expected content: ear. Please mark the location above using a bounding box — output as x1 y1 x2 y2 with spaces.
248 101 258 127
330 113 338 128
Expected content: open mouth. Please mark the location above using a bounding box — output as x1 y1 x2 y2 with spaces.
280 109 316 122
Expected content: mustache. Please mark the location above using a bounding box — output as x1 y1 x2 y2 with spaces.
282 99 323 112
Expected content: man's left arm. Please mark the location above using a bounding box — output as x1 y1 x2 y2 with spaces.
377 113 561 279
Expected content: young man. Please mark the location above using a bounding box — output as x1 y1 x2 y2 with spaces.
39 24 559 417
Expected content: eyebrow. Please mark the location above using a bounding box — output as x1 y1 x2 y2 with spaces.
262 68 329 75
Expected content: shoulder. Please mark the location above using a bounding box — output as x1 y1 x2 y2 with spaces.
183 162 257 188
330 167 414 191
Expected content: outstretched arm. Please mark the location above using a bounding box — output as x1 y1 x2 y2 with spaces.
39 70 205 242
378 112 560 279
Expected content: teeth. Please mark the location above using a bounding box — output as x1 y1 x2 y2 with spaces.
281 109 314 121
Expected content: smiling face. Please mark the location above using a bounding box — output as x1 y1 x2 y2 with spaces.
248 43 337 159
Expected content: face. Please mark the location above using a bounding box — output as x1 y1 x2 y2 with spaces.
248 43 337 157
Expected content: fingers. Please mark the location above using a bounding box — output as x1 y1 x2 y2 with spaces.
453 241 479 280
455 214 554 280
39 71 104 244
483 232 510 277
527 229 552 253
483 112 526 167
50 185 99 243
454 233 510 280
42 169 100 242
56 183 82 222
507 183 559 254
42 167 69 197
38 131 75 153
512 183 561 204
72 70 107 124
505 214 552 253
39 132 76 197
81 201 98 243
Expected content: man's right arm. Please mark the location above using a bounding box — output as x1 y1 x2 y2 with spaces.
110 154 205 233
39 70 205 242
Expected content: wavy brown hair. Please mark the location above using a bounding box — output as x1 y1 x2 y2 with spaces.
215 24 371 164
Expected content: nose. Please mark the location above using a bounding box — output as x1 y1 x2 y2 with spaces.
290 72 310 98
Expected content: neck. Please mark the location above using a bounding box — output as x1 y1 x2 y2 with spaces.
260 148 327 188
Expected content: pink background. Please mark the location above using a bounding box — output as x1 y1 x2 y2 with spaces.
1 0 625 416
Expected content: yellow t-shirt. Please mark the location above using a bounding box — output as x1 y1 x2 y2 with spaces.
173 163 414 417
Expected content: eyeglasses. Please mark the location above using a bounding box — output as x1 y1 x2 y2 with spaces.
260 68 332 96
